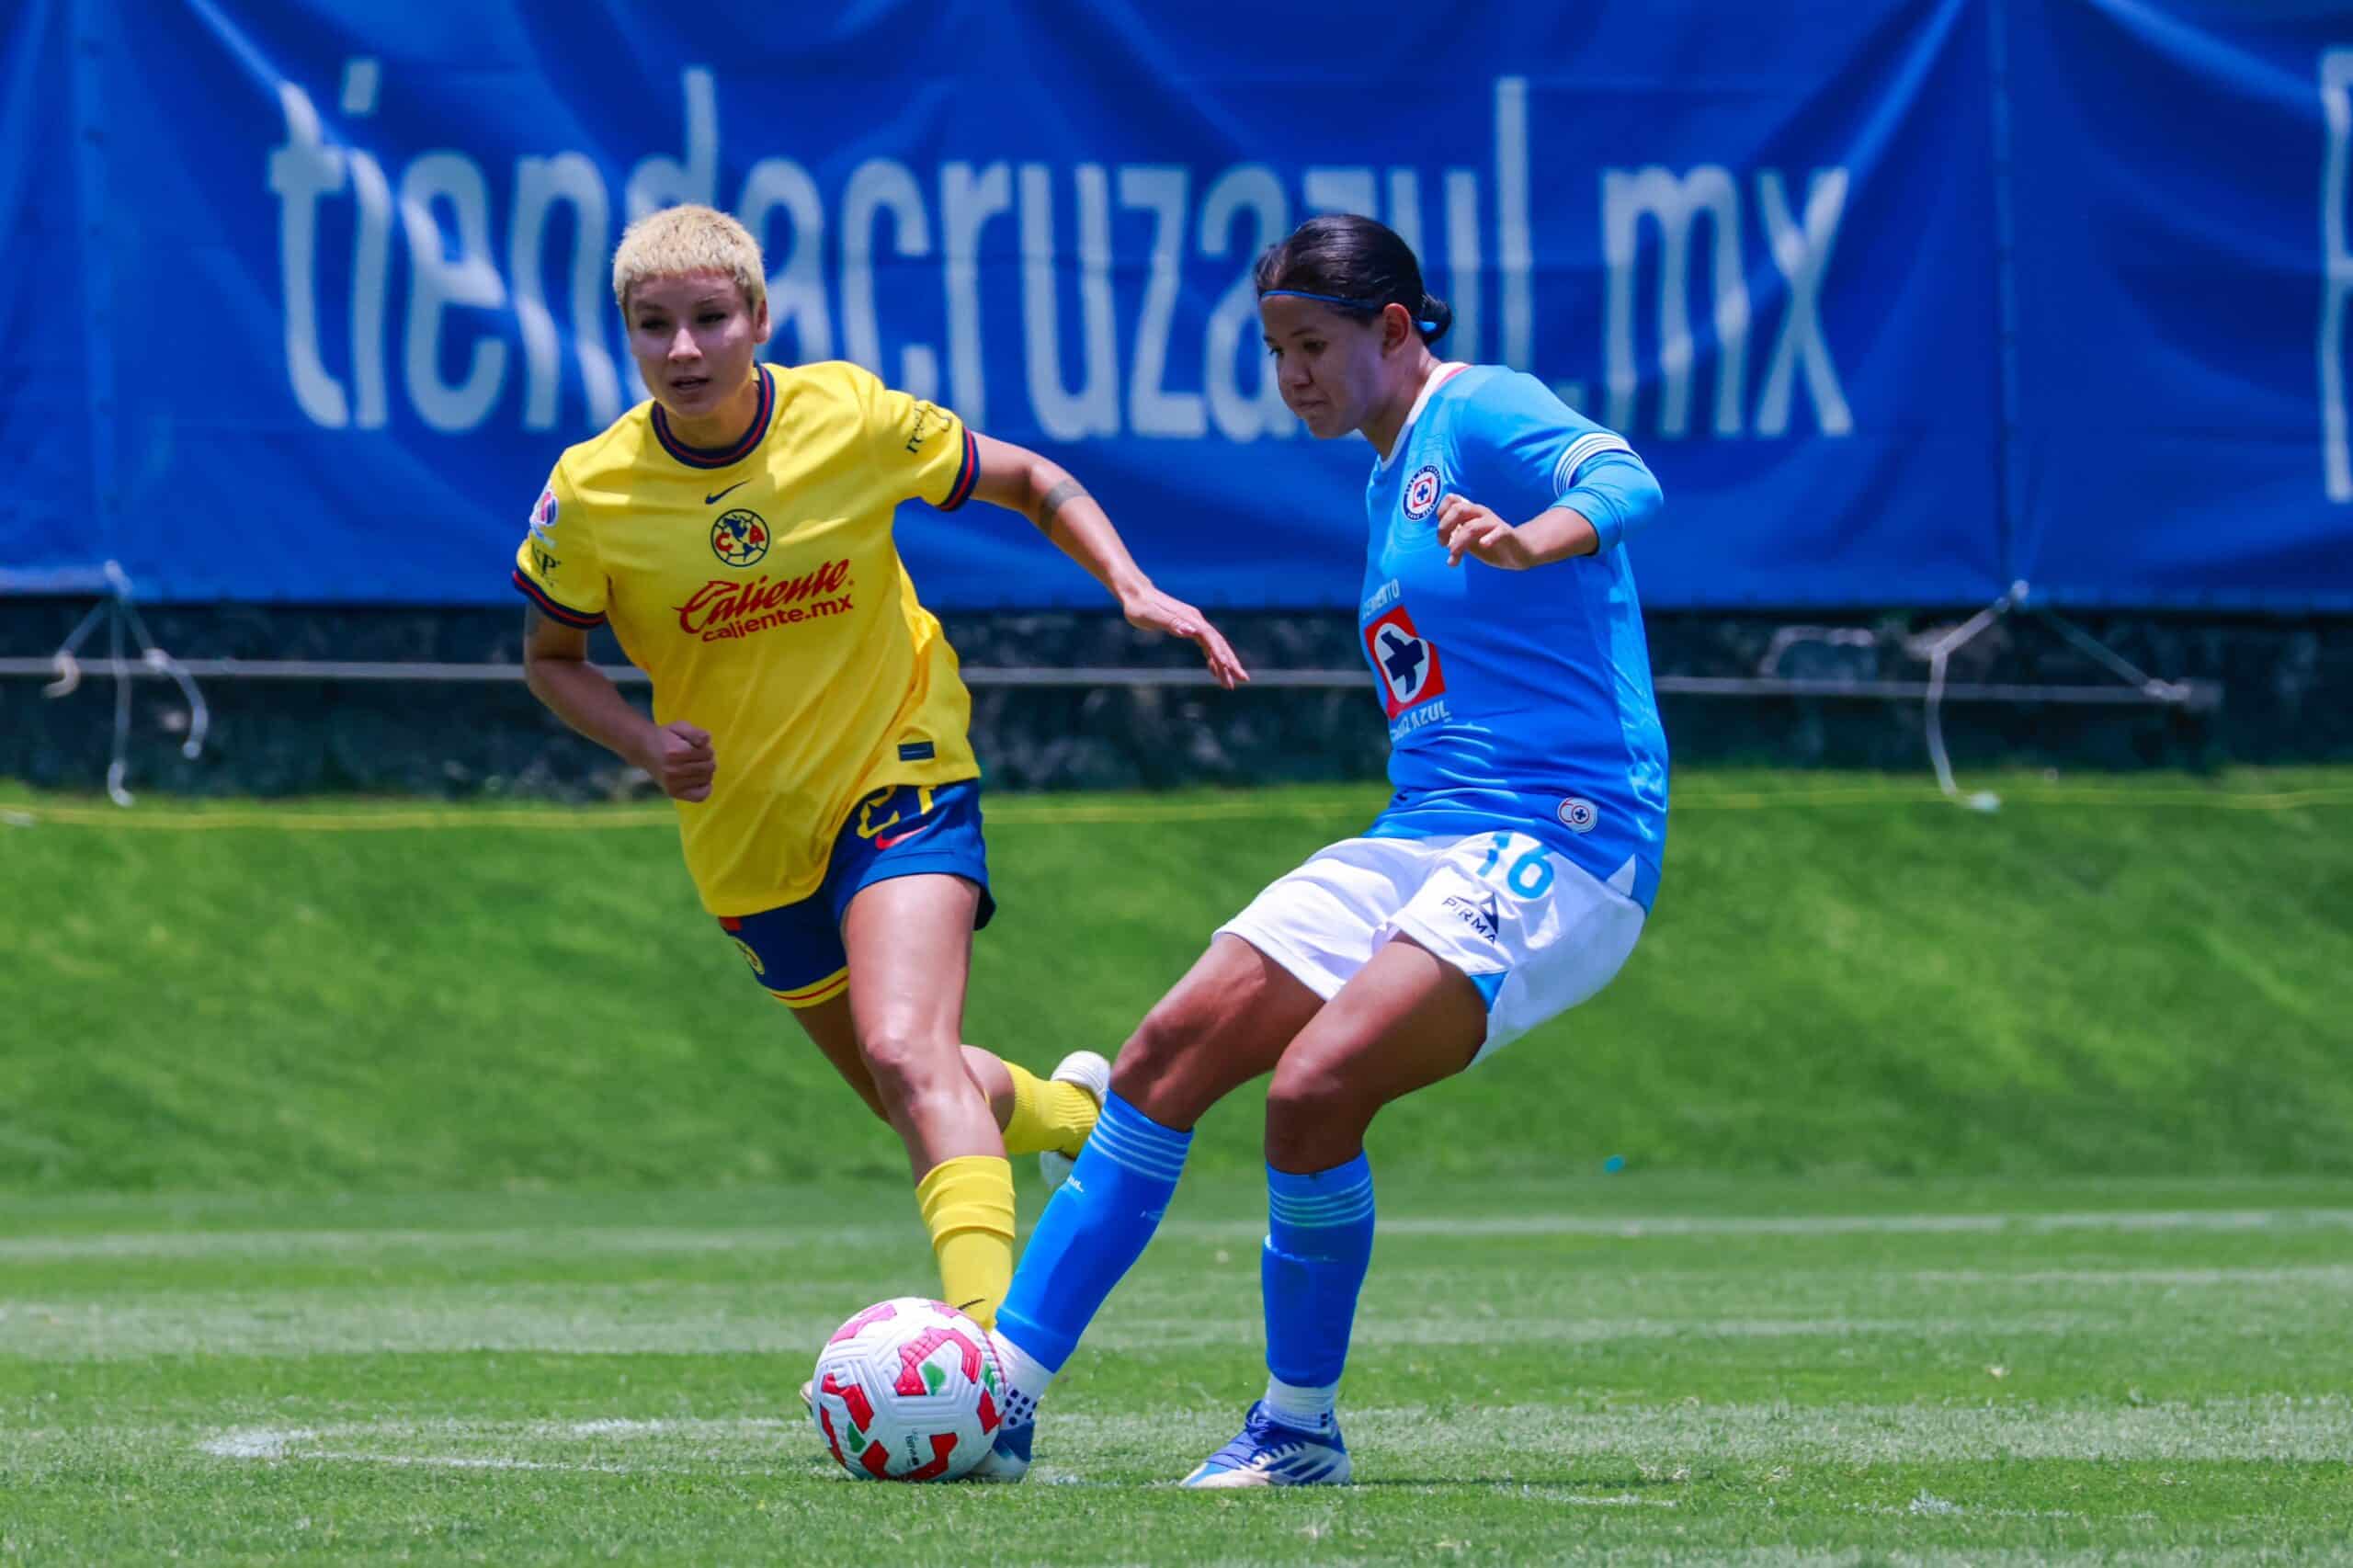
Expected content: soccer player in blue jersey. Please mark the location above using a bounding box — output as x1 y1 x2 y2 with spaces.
970 214 1667 1485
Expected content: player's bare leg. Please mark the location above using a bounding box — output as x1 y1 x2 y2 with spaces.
791 926 1101 1178
973 935 1325 1481
1259 932 1484 1171
1186 932 1485 1488
829 873 1018 1330
788 994 1010 1130
1109 933 1327 1128
832 871 1106 1335
790 945 1098 1176
839 873 998 1167
786 981 1062 1415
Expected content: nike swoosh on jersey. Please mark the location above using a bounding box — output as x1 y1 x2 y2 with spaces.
874 822 938 850
704 480 750 506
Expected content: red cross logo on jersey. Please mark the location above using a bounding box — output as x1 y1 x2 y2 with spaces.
1364 605 1446 718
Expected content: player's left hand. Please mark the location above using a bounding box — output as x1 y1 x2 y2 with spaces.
1120 585 1252 690
1438 494 1537 570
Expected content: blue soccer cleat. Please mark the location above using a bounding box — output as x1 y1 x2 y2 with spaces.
963 1415 1033 1483
963 1327 1040 1483
1178 1402 1351 1488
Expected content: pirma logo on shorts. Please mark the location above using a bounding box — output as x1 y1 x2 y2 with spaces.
1443 892 1500 941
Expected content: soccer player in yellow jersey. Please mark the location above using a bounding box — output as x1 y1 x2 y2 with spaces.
513 204 1246 1341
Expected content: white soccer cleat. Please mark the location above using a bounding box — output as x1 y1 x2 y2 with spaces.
799 1378 813 1414
1179 1402 1352 1488
1037 1049 1110 1193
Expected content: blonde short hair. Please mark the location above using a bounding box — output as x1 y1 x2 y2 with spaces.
611 203 767 313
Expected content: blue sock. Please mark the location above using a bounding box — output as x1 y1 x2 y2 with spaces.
1261 1153 1376 1420
995 1092 1191 1377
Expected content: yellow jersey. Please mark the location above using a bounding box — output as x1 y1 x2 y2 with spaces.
512 359 983 917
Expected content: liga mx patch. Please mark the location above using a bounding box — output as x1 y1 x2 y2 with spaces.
1403 464 1442 521
898 741 936 762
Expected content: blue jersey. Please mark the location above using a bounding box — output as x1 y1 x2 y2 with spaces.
1357 364 1669 908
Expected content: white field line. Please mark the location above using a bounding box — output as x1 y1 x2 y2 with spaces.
311 1450 637 1474
8 1206 2353 1263
8 1267 2348 1358
201 1426 314 1460
1865 1490 2094 1521
1543 1493 1677 1507
199 1428 639 1474
1051 1398 2353 1464
185 1396 2353 1474
1445 1556 2353 1568
1370 1209 2353 1238
196 1418 813 1480
1907 1266 2353 1288
1090 1312 2120 1351
190 1433 1663 1496
0 1300 2215 1358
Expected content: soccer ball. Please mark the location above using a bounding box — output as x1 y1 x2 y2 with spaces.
810 1297 1004 1482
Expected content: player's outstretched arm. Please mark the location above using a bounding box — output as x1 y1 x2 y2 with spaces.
520 608 715 801
1435 494 1597 571
1435 449 1665 571
965 432 1250 690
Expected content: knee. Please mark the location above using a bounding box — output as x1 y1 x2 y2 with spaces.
859 1030 965 1116
1264 1058 1376 1169
1265 1057 1363 1131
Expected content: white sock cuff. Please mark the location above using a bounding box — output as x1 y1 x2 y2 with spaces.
991 1329 1055 1424
1263 1374 1340 1431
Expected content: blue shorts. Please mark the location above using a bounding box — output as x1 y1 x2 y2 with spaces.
717 780 994 1009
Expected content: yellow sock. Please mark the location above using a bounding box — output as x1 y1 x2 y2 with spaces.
915 1154 1017 1329
997 1061 1099 1158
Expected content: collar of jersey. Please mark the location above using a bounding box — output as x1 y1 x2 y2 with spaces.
652 365 776 470
1372 361 1471 472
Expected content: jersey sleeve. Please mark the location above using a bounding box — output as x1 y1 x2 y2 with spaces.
509 463 608 627
847 362 980 511
1459 372 1662 553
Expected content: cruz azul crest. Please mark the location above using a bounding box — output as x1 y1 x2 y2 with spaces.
1403 465 1442 521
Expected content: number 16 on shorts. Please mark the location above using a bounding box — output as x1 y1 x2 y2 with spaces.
1436 827 1643 1060
1474 831 1558 899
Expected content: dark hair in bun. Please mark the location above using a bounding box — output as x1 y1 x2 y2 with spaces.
1255 214 1452 346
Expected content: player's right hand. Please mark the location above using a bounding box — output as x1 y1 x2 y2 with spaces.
1119 585 1252 690
644 721 716 802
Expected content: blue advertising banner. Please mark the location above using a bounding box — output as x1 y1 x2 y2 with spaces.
2003 0 2353 609
3 1 2344 610
0 0 104 595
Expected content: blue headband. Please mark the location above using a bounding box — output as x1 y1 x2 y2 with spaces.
1261 289 1438 335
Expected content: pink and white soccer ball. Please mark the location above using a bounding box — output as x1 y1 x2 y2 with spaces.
810 1297 1004 1482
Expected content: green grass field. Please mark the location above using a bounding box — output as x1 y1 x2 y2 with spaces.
4 769 2352 1562
5 769 2352 1190
5 1176 2350 1562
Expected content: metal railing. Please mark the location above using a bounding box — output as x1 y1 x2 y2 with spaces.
2 569 2220 810
0 653 2221 707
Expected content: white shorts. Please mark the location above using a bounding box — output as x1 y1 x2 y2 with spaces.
1216 830 1646 1062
